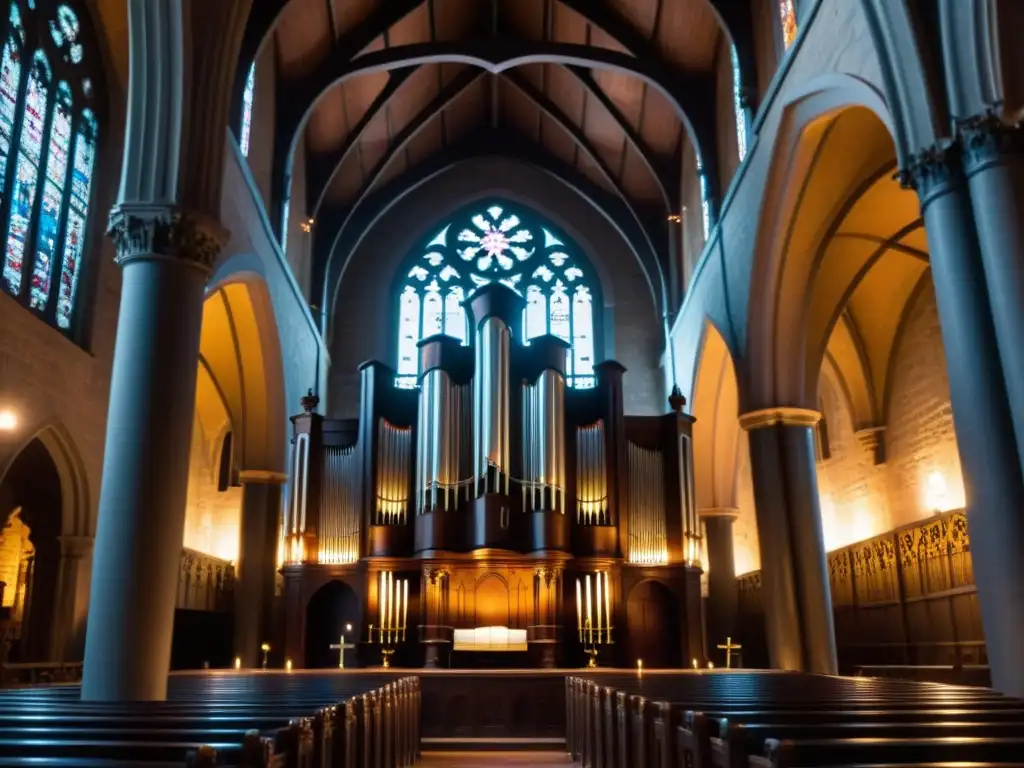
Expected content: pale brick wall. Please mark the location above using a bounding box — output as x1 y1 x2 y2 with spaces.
883 278 963 524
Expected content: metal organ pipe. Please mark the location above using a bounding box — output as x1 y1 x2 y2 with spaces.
627 441 668 565
416 369 462 514
319 445 360 564
474 316 511 496
376 419 411 524
521 369 566 513
575 420 607 524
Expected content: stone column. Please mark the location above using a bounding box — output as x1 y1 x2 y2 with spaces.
699 508 739 658
233 470 286 668
740 408 837 674
962 119 1024 477
903 147 1024 697
81 209 224 701
51 535 93 661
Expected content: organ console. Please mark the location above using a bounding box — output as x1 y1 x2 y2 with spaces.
279 282 704 669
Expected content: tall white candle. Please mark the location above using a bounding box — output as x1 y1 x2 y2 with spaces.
576 579 582 640
402 579 409 639
387 572 394 641
379 571 385 635
595 571 603 639
603 572 611 643
585 574 593 644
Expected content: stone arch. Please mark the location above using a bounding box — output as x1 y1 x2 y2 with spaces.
747 77 929 415
474 573 511 628
691 319 743 511
625 579 681 668
0 422 90 539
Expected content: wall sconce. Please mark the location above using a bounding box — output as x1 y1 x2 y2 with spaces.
667 213 682 223
261 643 271 671
300 217 315 233
0 409 16 431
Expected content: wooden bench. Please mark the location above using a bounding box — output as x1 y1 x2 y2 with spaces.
0 673 421 767
567 673 1024 768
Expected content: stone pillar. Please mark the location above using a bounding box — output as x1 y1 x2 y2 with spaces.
700 508 739 658
740 408 837 674
234 470 286 668
81 209 224 701
51 535 93 661
962 119 1024 477
903 147 1024 697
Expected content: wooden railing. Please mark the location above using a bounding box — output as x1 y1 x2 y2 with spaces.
737 509 984 673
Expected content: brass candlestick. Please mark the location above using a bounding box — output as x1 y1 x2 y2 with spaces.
381 648 395 669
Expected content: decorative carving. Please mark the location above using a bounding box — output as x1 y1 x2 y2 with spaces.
960 114 1024 175
107 207 226 270
897 144 962 204
667 384 686 414
300 388 320 413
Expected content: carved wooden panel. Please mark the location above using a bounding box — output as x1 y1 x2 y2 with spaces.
828 550 853 606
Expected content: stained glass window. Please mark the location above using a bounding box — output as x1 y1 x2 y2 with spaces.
395 202 601 388
0 2 100 334
780 0 797 50
698 168 710 240
732 46 747 162
240 62 254 157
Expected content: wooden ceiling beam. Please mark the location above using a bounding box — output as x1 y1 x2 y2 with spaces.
568 65 677 210
500 71 668 307
314 128 667 331
308 69 415 217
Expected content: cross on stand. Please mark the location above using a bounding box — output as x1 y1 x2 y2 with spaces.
329 624 356 669
716 636 742 669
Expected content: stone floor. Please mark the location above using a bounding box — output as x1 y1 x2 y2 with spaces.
419 753 572 767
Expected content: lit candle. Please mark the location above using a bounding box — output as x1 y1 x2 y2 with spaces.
402 578 409 639
379 571 386 637
576 579 583 641
234 657 241 671
389 572 396 641
603 572 611 643
595 572 603 641
585 575 593 644
286 659 293 672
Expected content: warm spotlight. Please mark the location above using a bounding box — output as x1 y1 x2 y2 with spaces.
0 409 16 431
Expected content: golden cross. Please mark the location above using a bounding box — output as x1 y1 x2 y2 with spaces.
329 635 355 669
716 636 742 669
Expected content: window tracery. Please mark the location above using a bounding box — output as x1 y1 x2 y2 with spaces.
780 0 797 50
395 202 599 389
0 1 98 334
731 46 747 162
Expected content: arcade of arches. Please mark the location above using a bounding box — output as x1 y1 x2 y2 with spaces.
0 0 1023 708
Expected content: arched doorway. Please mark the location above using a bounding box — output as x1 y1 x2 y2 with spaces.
0 438 62 661
305 580 360 668
626 580 681 668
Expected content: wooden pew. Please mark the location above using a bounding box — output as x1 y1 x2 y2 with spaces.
0 673 420 768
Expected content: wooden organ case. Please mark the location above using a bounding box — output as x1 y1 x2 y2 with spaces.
280 283 703 668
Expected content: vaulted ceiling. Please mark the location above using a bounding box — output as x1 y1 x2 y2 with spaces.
234 0 757 320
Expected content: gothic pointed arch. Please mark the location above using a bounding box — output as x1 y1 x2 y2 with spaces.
393 198 603 389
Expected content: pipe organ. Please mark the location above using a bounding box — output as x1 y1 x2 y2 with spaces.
575 421 607 524
280 282 704 670
627 442 668 565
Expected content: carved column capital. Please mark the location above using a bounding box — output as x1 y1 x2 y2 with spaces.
960 115 1024 176
107 205 228 272
897 144 964 207
424 566 449 585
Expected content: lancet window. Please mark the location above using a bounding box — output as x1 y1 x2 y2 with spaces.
239 62 254 157
395 202 600 389
0 1 99 334
780 0 797 50
731 46 747 162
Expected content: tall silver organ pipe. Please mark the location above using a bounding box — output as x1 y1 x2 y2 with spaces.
376 419 412 525
416 369 463 514
627 441 668 565
473 316 511 496
521 369 566 513
319 445 360 564
284 436 311 561
679 433 700 563
576 420 608 524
